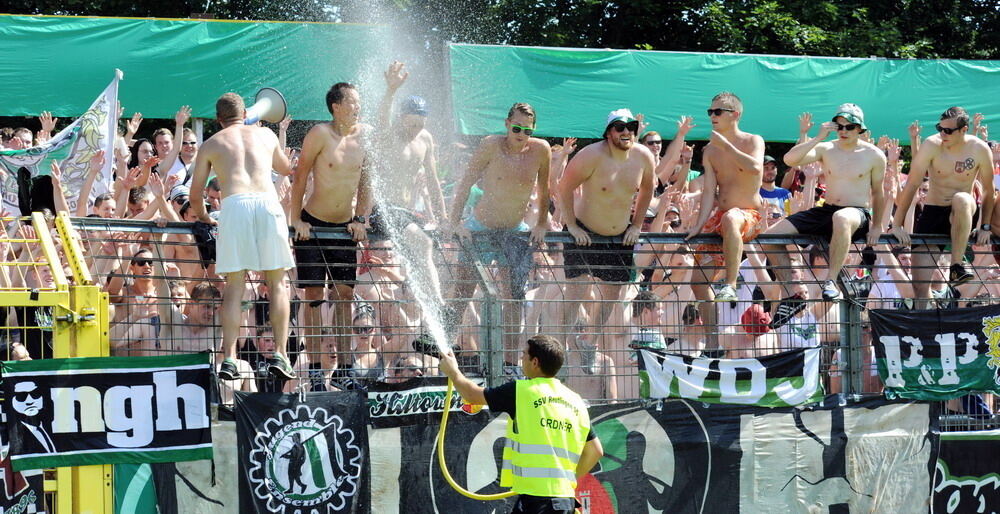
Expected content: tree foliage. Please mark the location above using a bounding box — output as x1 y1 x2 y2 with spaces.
11 0 1000 59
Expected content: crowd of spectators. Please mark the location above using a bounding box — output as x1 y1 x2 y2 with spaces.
3 79 1000 416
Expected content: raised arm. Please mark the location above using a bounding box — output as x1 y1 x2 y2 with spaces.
157 106 190 174
269 129 293 176
655 116 694 184
377 61 408 132
785 119 833 167
908 120 921 155
75 150 106 216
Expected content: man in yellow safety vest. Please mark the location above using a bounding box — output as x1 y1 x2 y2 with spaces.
439 334 604 513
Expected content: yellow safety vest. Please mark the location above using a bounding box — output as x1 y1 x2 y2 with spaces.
500 377 591 497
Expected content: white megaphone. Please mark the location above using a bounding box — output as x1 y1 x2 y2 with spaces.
244 87 288 125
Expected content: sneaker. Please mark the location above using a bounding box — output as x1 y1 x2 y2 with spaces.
714 284 737 302
949 262 974 286
268 353 297 380
821 279 842 301
218 358 239 381
770 297 807 330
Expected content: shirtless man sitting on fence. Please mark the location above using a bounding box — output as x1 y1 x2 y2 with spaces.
189 92 297 380
892 106 995 308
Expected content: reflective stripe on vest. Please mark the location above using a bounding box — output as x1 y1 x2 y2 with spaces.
501 460 578 481
505 439 581 462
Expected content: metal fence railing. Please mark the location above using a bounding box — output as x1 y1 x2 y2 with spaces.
4 216 991 429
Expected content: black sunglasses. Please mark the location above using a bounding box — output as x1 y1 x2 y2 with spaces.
353 326 374 334
645 139 663 145
609 120 640 133
14 391 40 402
132 259 153 267
181 141 198 146
936 123 964 135
706 108 736 117
511 125 535 136
836 123 861 131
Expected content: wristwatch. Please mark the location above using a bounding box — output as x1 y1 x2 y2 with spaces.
352 215 366 224
981 224 991 231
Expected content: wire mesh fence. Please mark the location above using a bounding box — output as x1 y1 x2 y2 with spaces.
17 216 992 429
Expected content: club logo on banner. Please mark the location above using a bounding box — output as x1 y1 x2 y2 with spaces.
1 353 212 471
637 347 823 406
871 304 1000 400
236 391 369 514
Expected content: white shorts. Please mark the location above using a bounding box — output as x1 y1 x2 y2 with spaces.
216 192 295 274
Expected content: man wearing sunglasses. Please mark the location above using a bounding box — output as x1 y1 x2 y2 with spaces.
686 92 764 312
558 108 655 351
892 106 995 306
448 102 552 360
764 103 886 301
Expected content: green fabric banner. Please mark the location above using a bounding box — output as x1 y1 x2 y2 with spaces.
0 14 385 120
871 305 1000 401
448 43 1000 141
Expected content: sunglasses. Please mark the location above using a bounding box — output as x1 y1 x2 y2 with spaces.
645 140 663 145
936 123 964 135
181 141 198 146
609 120 640 133
353 326 374 334
511 125 534 136
706 108 736 117
836 123 861 131
14 391 40 402
132 259 153 267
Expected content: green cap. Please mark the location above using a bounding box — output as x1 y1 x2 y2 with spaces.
832 103 867 132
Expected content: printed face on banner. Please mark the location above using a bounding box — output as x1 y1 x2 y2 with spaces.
246 404 362 513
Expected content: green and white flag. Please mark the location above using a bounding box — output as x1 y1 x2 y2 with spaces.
0 69 120 215
1 353 212 471
638 347 824 407
871 304 1000 400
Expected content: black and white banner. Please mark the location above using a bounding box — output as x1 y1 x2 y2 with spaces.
1 354 212 471
236 391 369 514
637 347 824 406
934 431 1000 513
0 405 44 514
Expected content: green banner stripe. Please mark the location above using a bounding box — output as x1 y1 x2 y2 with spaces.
2 352 210 373
13 446 212 471
641 376 823 407
874 356 1000 400
939 430 1000 441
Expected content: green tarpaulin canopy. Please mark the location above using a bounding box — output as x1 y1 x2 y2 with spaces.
0 14 385 120
448 43 1000 141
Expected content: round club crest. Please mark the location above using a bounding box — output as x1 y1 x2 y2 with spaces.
247 404 362 513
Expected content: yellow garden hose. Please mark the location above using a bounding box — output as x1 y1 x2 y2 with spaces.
436 378 517 500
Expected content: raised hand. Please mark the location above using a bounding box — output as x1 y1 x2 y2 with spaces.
561 137 577 155
164 173 180 193
175 105 191 127
147 172 165 197
126 112 143 136
977 123 989 141
89 150 106 174
49 161 63 184
384 61 409 91
877 135 889 150
798 112 813 135
816 121 837 140
677 116 695 136
885 138 900 162
142 155 161 172
279 115 293 132
39 111 58 133
123 166 143 189
636 113 649 135
908 120 921 139
680 144 694 162
974 113 984 134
